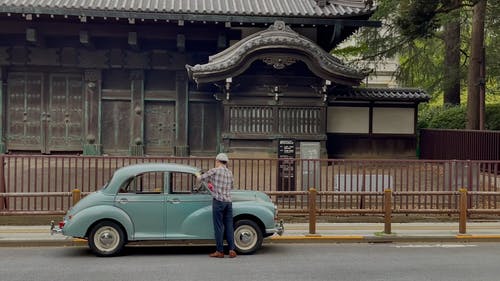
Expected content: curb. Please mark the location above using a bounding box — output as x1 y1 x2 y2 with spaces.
3 235 500 247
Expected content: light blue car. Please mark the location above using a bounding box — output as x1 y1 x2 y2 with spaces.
51 163 284 257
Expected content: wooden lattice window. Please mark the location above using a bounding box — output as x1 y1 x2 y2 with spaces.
229 106 274 134
228 105 323 136
278 107 322 134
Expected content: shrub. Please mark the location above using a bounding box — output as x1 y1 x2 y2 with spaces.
418 104 466 129
419 104 500 130
485 104 500 130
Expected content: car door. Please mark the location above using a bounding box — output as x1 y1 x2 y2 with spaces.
165 172 213 239
114 172 166 240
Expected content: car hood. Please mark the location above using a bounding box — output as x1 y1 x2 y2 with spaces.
231 190 271 203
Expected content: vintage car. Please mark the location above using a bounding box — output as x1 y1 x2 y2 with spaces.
51 163 283 257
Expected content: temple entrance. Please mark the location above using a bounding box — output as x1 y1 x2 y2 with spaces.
6 72 84 153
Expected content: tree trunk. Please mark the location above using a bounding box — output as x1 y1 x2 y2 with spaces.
443 0 461 105
466 0 486 129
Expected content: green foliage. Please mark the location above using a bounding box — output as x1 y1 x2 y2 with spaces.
334 0 499 102
418 104 466 129
485 104 500 130
395 0 440 39
419 104 500 130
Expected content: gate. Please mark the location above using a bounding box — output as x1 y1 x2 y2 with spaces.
6 72 84 153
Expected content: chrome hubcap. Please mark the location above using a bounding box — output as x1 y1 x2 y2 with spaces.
235 225 257 251
94 226 120 252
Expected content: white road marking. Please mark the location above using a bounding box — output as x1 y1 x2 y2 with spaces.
394 244 477 248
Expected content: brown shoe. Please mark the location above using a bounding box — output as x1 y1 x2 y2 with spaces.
209 251 224 258
229 250 237 258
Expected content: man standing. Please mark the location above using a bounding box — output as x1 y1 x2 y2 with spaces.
197 153 237 258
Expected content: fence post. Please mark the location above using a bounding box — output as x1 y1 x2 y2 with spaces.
0 155 6 210
384 189 392 234
459 188 468 234
72 189 81 206
308 188 317 235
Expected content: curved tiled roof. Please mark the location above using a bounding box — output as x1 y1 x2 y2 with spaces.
0 0 374 18
186 21 368 85
334 87 430 102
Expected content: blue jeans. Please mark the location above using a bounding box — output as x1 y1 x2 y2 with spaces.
212 199 235 252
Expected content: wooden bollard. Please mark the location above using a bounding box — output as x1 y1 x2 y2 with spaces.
459 188 467 234
309 188 317 235
384 189 392 234
72 189 81 206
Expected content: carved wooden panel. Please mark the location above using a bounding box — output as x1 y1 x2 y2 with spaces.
151 50 172 69
79 49 108 68
6 73 43 151
0 47 9 65
47 74 84 151
102 100 131 154
61 47 78 66
28 48 59 66
144 101 175 154
109 49 124 68
189 102 217 153
11 47 28 65
125 51 150 69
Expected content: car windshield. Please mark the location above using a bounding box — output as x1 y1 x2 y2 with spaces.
100 182 109 190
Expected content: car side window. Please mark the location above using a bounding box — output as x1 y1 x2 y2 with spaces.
170 172 199 194
119 172 165 194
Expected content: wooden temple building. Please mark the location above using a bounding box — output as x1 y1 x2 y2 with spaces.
0 0 429 158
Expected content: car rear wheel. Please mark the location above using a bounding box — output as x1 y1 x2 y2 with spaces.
88 221 125 257
233 219 263 255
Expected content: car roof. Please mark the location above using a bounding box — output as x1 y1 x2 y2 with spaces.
114 163 200 176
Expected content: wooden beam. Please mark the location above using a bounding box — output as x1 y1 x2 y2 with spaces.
177 34 185 53
0 19 238 41
83 70 102 155
0 7 382 27
129 70 145 156
26 28 36 42
26 27 46 47
128 32 140 50
217 33 227 50
79 30 95 48
0 67 5 153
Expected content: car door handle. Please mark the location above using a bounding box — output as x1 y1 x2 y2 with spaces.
117 198 129 204
167 198 181 204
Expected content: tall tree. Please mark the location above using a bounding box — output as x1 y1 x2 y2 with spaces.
466 0 486 129
443 0 462 105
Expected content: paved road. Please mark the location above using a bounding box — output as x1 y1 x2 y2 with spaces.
1 243 499 281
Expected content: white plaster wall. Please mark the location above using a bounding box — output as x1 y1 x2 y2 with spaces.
327 106 369 133
372 107 414 134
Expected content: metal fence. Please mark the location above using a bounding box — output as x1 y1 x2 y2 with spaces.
1 155 500 216
420 129 500 160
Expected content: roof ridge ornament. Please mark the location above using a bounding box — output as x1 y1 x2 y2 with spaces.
186 21 370 85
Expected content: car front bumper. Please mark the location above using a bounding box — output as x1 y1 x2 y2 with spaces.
266 220 284 236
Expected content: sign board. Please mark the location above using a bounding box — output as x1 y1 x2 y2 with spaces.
277 139 296 192
300 142 320 190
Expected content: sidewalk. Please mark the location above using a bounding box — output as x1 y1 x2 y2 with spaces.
1 222 500 247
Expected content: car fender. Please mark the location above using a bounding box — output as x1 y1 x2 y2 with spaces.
63 205 134 240
178 202 275 237
232 203 276 228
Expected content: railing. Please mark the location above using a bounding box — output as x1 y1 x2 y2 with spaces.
420 129 500 160
1 155 499 217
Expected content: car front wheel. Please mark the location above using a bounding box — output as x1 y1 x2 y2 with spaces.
233 219 263 255
88 221 125 257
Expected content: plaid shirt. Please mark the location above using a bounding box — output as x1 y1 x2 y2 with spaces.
200 165 233 202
